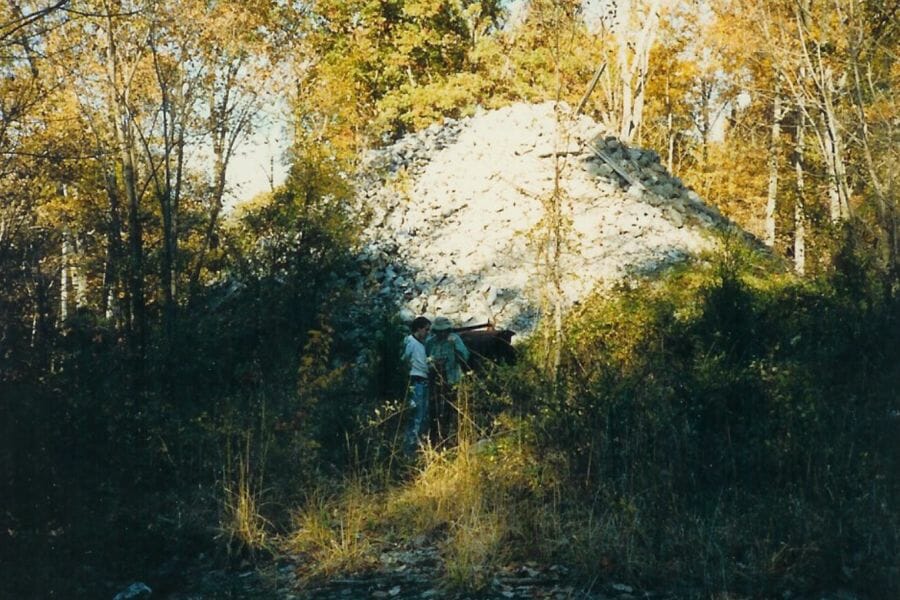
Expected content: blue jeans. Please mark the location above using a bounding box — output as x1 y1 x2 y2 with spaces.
403 377 429 454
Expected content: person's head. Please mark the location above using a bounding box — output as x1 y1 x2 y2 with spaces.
431 316 453 338
411 316 431 341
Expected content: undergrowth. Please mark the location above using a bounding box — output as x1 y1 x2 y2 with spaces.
278 239 898 598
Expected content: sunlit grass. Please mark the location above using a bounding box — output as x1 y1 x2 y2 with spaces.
218 428 273 558
286 481 379 579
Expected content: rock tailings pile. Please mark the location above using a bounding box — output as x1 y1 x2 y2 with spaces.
355 102 735 333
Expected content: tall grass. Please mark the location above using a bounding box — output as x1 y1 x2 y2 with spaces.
287 481 378 579
219 422 273 559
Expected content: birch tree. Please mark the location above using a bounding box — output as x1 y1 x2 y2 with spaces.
757 0 853 223
592 0 663 143
765 77 784 247
793 111 807 275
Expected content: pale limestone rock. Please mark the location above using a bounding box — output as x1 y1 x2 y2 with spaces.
356 102 737 334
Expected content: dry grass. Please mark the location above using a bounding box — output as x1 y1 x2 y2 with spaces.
283 384 565 592
286 480 379 579
441 505 507 592
218 432 272 558
383 436 515 592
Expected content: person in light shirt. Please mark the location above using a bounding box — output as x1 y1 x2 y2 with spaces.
401 316 431 455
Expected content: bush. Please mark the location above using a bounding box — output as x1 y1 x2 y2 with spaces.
513 246 900 595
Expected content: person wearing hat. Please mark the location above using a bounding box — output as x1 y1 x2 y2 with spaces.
425 316 470 442
401 316 432 455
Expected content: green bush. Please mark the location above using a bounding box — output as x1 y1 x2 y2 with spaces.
507 242 900 595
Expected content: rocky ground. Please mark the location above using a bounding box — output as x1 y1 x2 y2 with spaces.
351 101 744 335
116 541 869 600
136 543 677 599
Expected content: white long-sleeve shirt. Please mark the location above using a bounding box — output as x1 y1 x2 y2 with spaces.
402 334 429 378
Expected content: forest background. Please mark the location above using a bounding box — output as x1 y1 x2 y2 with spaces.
1 1 898 598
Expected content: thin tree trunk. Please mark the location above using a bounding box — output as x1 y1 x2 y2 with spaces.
820 109 845 223
173 127 185 303
101 168 125 322
794 112 806 276
766 81 783 247
665 73 675 173
123 136 146 359
105 3 145 362
60 227 69 324
822 71 851 220
616 0 660 143
73 235 87 309
150 35 185 343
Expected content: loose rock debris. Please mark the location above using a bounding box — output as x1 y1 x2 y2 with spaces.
352 101 747 335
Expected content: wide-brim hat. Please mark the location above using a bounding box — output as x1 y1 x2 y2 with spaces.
431 316 453 332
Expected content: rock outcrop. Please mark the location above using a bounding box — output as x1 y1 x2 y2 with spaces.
354 101 737 333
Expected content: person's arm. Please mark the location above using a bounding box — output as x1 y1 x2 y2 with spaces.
400 336 412 363
451 334 470 362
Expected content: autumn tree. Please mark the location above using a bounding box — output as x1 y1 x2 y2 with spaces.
293 0 504 159
718 0 900 276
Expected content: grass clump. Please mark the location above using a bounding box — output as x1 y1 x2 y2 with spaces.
286 481 379 580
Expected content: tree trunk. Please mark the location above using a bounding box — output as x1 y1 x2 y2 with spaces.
150 36 188 343
60 227 70 324
73 235 87 309
664 72 675 173
100 167 125 323
765 82 783 247
822 71 851 221
123 129 146 360
105 3 145 363
616 0 661 143
794 112 806 276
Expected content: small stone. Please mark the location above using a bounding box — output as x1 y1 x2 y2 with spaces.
596 164 614 177
113 583 152 600
645 194 663 207
664 208 685 228
654 183 676 198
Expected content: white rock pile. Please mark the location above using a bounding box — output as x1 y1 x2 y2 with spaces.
354 101 738 334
